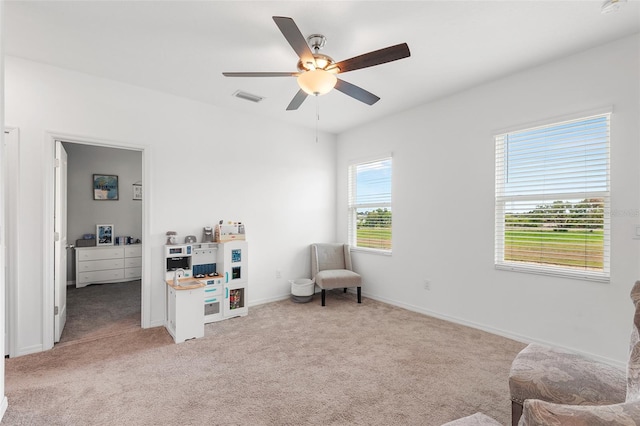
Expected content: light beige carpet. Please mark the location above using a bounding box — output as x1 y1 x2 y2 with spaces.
4 291 525 425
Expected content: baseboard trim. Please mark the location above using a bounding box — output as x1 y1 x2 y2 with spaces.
362 291 626 370
249 293 291 307
147 319 165 329
15 344 44 358
0 396 8 422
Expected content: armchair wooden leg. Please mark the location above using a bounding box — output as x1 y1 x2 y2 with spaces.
357 287 361 303
321 289 326 306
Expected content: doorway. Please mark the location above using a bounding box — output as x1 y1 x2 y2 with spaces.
56 141 144 345
41 132 151 353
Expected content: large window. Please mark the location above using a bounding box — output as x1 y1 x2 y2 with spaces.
348 156 392 252
495 112 610 281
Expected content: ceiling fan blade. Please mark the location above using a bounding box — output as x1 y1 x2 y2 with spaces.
334 79 380 106
222 72 298 77
332 43 410 74
286 89 309 111
273 16 316 68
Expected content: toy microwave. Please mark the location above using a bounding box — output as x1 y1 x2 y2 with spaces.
164 244 192 257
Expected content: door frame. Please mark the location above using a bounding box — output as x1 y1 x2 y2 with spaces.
42 131 151 350
4 127 19 357
53 141 67 343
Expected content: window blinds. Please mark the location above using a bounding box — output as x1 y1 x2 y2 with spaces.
348 157 392 251
495 113 610 281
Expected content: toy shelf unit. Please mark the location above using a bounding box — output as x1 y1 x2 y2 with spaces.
218 240 248 319
215 221 246 243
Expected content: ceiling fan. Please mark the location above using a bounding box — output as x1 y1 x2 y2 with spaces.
223 16 411 111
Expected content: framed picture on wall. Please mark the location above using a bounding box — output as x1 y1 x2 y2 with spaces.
93 174 119 200
96 224 114 246
132 183 143 200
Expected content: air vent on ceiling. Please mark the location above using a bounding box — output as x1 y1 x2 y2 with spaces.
232 90 264 103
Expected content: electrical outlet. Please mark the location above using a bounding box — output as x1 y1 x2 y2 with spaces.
276 270 282 279
423 280 431 291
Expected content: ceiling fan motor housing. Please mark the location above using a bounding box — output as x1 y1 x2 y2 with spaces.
297 53 338 73
307 34 327 51
296 34 339 73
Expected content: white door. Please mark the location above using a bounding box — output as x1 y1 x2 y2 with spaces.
2 131 7 354
54 141 68 342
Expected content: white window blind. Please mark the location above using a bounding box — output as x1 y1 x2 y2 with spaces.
348 157 392 252
495 113 610 281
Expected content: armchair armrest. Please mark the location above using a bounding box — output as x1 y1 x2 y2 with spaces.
519 398 640 426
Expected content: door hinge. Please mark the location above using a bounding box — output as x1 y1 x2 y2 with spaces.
54 158 60 168
54 232 60 242
54 306 59 315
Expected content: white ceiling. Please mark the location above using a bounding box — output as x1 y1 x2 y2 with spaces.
4 1 640 134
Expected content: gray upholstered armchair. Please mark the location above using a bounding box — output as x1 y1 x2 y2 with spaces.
509 280 640 426
311 243 362 306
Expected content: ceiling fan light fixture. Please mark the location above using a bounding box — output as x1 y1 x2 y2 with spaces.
297 69 337 96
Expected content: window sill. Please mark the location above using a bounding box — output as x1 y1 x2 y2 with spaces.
351 247 392 256
495 263 609 283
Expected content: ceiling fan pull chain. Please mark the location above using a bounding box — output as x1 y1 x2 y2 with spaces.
315 95 320 143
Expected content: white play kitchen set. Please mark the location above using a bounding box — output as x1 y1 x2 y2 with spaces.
164 221 248 343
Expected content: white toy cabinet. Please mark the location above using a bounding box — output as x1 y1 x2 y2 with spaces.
166 283 204 343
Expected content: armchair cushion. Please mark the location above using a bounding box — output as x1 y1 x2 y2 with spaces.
509 343 626 406
519 398 640 426
315 269 362 290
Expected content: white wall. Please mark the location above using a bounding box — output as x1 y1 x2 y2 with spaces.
5 56 337 356
337 34 640 365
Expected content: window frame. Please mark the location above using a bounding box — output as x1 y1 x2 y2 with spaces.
494 111 611 282
348 155 393 255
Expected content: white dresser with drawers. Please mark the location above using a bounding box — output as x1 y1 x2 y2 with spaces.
75 244 142 288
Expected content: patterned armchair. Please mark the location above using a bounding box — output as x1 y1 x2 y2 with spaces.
510 280 640 426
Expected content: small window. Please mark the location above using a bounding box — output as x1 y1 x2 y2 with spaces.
348 156 392 252
495 113 610 281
